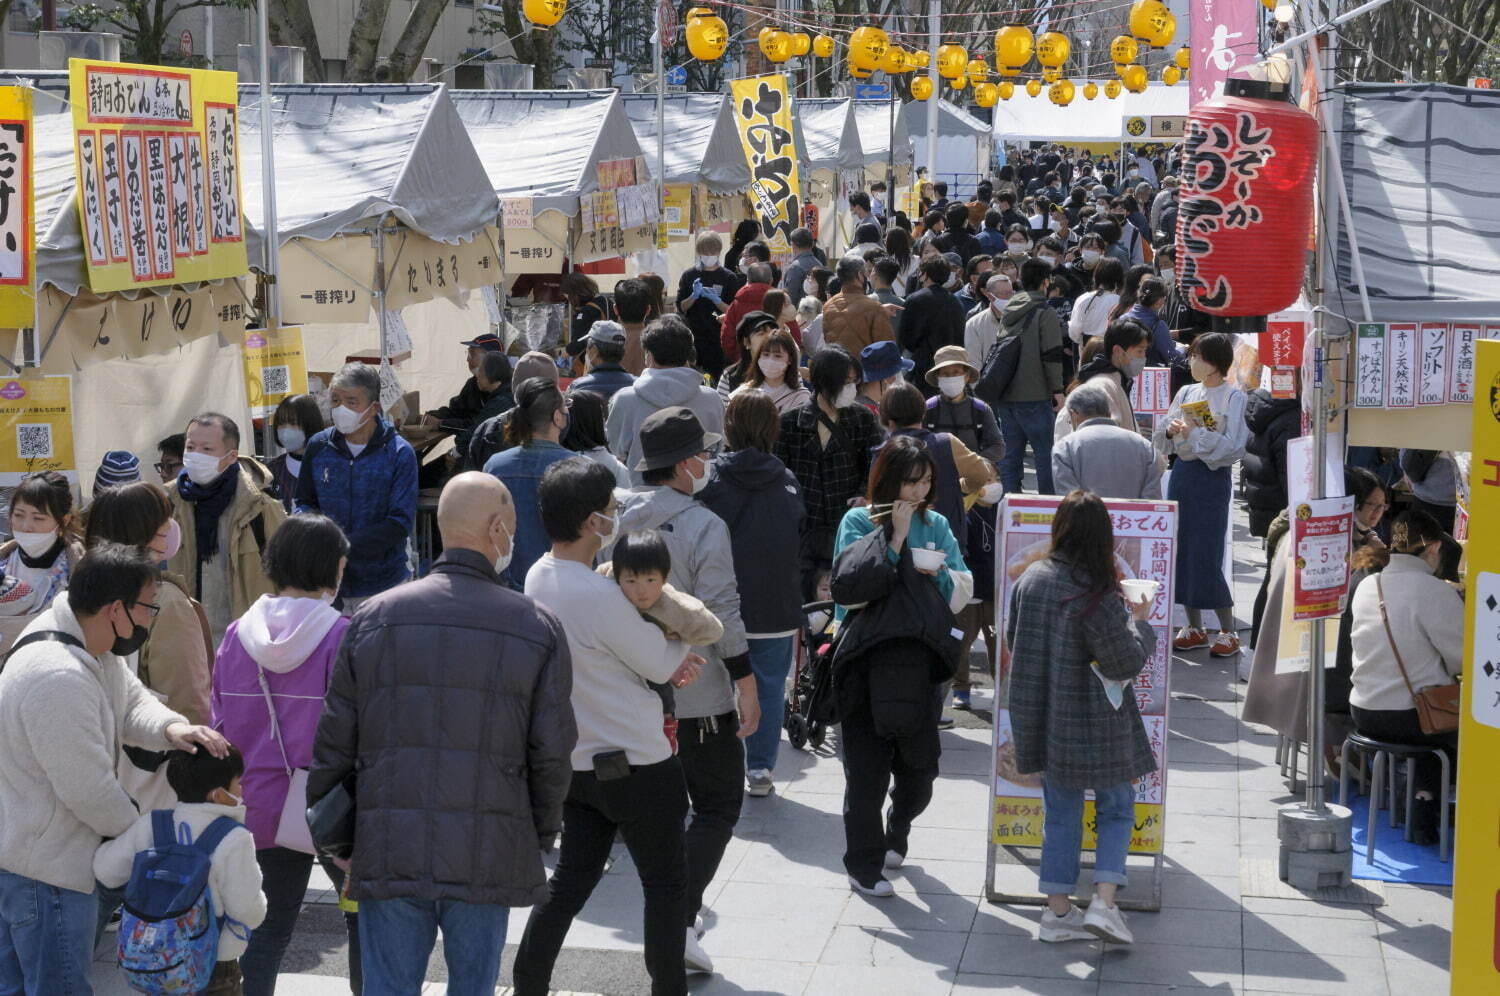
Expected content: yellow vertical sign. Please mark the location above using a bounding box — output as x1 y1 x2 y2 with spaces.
1453 338 1500 991
69 59 248 293
728 75 803 261
0 86 34 328
0 375 74 479
241 326 308 419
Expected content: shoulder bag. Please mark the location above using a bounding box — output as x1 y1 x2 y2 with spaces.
253 665 316 853
1375 576 1460 734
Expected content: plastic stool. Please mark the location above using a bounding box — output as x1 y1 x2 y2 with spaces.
1338 731 1451 863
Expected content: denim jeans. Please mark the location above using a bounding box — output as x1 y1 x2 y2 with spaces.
0 871 97 996
240 847 361 996
359 896 509 996
1039 780 1136 895
743 636 795 773
995 400 1057 495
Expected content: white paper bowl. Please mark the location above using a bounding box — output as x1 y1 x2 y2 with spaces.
1120 578 1161 602
911 547 947 572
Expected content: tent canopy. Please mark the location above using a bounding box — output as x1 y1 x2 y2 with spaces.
452 89 647 216
1334 83 1500 318
986 83 1188 143
619 92 750 194
794 97 868 172
239 83 499 262
900 98 991 141
848 99 912 166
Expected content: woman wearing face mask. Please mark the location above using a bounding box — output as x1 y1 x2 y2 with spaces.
1122 276 1179 367
760 288 802 345
717 311 778 400
735 328 812 413
266 394 325 512
777 346 885 599
1002 224 1033 261
483 377 574 588
1153 333 1249 660
829 437 972 897
212 514 363 996
0 471 84 650
1067 257 1124 346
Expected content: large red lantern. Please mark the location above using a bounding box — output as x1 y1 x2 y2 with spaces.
1174 80 1317 323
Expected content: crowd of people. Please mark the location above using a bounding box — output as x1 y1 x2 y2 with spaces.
0 142 1466 994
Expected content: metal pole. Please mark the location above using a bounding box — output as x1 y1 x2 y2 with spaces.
375 224 389 361
925 0 938 191
256 0 279 326
205 6 215 68
655 2 666 256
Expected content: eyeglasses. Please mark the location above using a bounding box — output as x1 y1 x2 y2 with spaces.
1360 501 1390 512
153 462 181 477
130 600 161 618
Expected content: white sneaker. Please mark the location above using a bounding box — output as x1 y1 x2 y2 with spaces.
693 912 704 937
1038 904 1094 943
684 927 715 974
1084 896 1134 944
746 769 774 797
883 849 905 870
847 873 894 898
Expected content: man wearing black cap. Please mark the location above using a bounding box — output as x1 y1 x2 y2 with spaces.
423 332 505 430
608 406 755 957
567 321 635 401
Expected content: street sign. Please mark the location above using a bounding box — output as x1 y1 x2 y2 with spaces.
179 29 193 58
853 83 890 100
1470 77 1493 89
657 0 677 44
665 65 687 86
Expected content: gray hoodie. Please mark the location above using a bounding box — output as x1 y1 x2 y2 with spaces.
607 486 748 719
604 366 726 485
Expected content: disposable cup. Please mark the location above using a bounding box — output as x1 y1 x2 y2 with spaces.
1120 578 1160 602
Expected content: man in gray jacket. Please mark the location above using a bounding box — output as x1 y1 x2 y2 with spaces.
309 472 574 992
1052 382 1164 500
606 317 726 485
0 544 227 992
610 406 757 948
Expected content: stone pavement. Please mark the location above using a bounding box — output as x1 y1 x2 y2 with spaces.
87 512 1454 995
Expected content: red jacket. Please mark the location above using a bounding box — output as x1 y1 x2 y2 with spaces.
719 283 802 363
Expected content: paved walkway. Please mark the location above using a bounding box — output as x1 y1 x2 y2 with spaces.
88 513 1454 994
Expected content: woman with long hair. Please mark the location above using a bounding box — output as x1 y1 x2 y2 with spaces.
830 436 972 897
1109 263 1156 321
734 328 811 413
561 270 613 351
562 388 631 488
485 377 573 585
884 226 917 296
1007 490 1155 945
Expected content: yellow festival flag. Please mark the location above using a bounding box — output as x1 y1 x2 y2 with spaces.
69 59 248 294
0 86 34 328
728 75 803 260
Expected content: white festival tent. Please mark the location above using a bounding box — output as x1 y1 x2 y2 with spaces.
618 92 749 194
900 99 993 186
794 98 873 256
848 98 914 171
987 83 1189 144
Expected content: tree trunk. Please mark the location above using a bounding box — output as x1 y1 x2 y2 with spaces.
269 0 326 82
385 0 452 82
346 0 392 81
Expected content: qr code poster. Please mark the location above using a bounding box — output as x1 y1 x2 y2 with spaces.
0 376 74 478
241 326 308 418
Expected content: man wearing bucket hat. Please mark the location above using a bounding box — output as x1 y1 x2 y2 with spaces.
922 345 1005 466
855 341 913 420
607 407 755 963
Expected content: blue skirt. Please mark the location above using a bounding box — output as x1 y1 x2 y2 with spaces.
1167 457 1233 609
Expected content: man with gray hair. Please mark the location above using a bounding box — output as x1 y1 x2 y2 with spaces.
676 231 741 379
781 226 821 302
296 362 418 610
1051 381 1163 500
963 272 1014 370
716 260 776 365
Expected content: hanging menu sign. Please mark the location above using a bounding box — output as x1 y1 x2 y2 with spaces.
69 58 246 293
1354 322 1385 408
1450 323 1480 403
1386 322 1418 408
1418 322 1450 406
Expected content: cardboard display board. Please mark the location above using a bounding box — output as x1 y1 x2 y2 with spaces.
0 87 34 328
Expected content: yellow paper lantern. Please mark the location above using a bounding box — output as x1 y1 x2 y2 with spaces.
950 74 968 91
998 80 1015 101
910 49 930 69
850 65 873 79
967 58 988 80
911 76 934 100
1162 64 1181 86
1104 79 1122 99
789 32 811 57
684 9 728 61
993 24 1033 75
1149 11 1177 48
937 44 968 79
522 0 567 29
848 26 890 73
1110 35 1139 65
1175 45 1191 70
974 82 999 107
1083 81 1099 100
1129 0 1168 39
1048 79 1075 106
812 34 834 58
1120 63 1148 92
1261 0 1275 8
1042 69 1060 83
1036 31 1071 69
759 28 792 64
881 46 911 75
1025 78 1042 98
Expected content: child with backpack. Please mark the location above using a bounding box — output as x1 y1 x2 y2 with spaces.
95 746 267 994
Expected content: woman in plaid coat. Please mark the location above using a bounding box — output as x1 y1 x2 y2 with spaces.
1006 490 1156 945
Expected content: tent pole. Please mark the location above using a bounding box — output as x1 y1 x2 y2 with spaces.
924 0 938 189
655 1 666 254
256 0 279 462
375 224 389 364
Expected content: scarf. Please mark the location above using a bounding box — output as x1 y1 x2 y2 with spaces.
1076 349 1132 396
178 466 238 561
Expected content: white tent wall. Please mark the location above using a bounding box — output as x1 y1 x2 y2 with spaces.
988 84 1189 145
901 100 991 188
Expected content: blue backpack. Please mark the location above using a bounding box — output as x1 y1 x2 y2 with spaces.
117 811 241 994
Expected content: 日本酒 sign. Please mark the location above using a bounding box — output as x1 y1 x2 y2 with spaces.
69 59 247 293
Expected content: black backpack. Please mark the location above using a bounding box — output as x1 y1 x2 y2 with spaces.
975 325 1025 406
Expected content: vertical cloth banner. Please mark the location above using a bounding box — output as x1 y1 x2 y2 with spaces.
0 375 75 486
1189 0 1259 107
989 497 1177 858
728 75 803 261
0 87 34 329
241 326 308 419
1452 339 1500 991
69 59 247 293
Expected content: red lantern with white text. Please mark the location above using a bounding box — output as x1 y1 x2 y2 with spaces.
1174 80 1317 325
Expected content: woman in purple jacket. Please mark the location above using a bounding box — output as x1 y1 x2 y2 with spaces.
212 514 360 995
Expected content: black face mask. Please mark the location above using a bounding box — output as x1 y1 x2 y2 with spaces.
110 606 150 657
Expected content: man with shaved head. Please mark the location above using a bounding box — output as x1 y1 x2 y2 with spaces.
310 471 575 991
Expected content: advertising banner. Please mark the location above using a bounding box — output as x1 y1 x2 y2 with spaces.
241 326 308 419
989 497 1177 856
0 375 74 484
1189 0 1260 107
69 59 247 293
0 87 34 328
1290 496 1354 621
728 75 802 261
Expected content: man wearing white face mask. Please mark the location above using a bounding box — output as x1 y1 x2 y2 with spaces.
294 363 418 614
167 412 286 642
963 273 1012 371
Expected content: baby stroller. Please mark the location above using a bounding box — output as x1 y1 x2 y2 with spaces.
784 600 837 751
